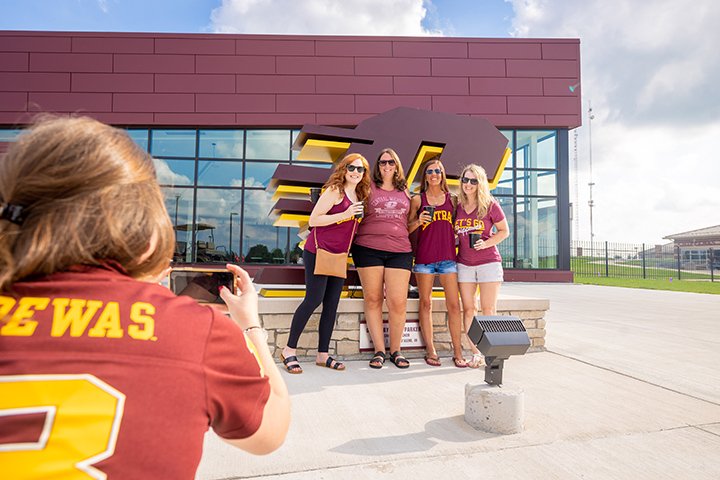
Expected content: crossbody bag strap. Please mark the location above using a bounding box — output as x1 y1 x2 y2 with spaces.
313 217 357 254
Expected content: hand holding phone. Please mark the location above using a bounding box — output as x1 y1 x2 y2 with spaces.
170 268 235 303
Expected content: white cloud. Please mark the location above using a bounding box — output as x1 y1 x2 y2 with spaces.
508 0 720 243
210 0 438 35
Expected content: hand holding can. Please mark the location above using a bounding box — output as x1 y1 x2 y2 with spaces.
421 205 435 224
354 202 364 219
469 232 482 249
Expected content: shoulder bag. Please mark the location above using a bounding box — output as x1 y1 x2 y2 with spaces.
313 220 357 279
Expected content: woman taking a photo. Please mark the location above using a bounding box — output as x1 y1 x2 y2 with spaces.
454 164 509 368
351 148 412 369
408 156 465 368
281 153 370 374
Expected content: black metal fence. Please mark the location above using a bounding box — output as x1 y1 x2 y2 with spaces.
571 240 717 281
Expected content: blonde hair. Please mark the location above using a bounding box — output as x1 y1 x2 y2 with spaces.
372 148 407 191
0 116 174 291
324 153 371 203
459 164 494 219
419 155 449 194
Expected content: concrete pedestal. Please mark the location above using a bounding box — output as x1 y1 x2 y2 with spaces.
464 382 524 434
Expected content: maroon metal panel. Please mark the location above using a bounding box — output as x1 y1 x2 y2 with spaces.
0 72 70 91
72 73 153 93
393 41 467 58
355 95 431 113
542 78 580 96
113 93 194 112
155 74 235 93
29 53 112 73
544 114 581 127
316 40 391 57
155 38 235 55
277 56 354 75
433 95 507 114
277 94 354 113
431 58 505 77
0 92 27 111
114 54 195 74
355 57 430 76
28 92 112 112
195 93 275 113
315 113 373 126
394 76 469 95
236 39 314 56
196 55 275 74
470 77 543 96
154 113 236 125
507 59 579 78
0 111 49 124
235 112 316 126
508 96 577 115
71 36 153 54
469 42 541 59
82 112 154 124
316 75 392 94
236 75 315 94
541 43 579 60
478 113 546 128
0 52 29 71
0 34 71 52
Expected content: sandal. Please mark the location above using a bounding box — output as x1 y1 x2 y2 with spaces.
389 351 410 369
424 354 441 367
468 353 484 369
281 353 303 374
453 357 468 368
316 356 346 371
369 351 386 369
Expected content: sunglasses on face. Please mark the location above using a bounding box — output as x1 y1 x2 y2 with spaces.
378 159 396 166
461 176 479 185
346 165 365 173
426 168 442 175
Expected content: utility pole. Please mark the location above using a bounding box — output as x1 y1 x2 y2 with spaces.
588 102 596 254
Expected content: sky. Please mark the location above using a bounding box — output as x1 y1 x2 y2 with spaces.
1 0 718 245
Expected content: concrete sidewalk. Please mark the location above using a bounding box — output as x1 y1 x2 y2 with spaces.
196 284 720 480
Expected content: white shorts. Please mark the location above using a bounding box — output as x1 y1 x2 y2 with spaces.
457 262 504 283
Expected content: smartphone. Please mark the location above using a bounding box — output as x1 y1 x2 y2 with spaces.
169 268 235 303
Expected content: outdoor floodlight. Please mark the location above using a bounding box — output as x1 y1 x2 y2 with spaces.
468 315 530 386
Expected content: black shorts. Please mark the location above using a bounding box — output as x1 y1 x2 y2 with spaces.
351 243 413 271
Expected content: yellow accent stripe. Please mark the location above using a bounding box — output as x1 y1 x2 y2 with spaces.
272 185 311 202
273 213 310 228
296 139 351 162
259 288 363 298
489 147 512 190
406 145 444 189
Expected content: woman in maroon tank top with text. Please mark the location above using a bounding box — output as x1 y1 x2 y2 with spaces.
408 156 466 368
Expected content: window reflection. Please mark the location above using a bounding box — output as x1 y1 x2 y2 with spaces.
245 162 284 188
127 129 149 151
516 131 556 169
242 189 288 263
495 196 515 269
154 158 194 186
195 188 243 263
516 197 557 269
246 130 290 160
151 130 196 158
199 130 244 159
163 188 194 263
516 170 557 196
0 129 23 141
197 160 243 187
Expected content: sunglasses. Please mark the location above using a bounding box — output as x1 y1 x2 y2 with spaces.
426 168 442 175
461 176 479 185
346 164 365 173
378 159 396 166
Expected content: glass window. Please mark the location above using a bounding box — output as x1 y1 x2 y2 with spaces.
195 188 243 264
288 227 303 264
245 161 284 188
162 187 194 263
197 160 243 187
0 129 23 142
516 131 556 169
292 161 333 169
495 196 515 269
516 170 557 196
291 129 301 161
493 167 514 196
500 130 514 168
127 129 149 151
516 197 557 268
199 130 244 159
151 130 196 158
242 189 288 263
245 130 290 160
154 159 194 186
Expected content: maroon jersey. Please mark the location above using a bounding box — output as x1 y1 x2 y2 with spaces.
415 192 456 264
455 201 505 265
354 183 412 253
305 193 359 254
0 263 270 479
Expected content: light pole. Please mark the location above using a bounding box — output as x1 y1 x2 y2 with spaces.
228 212 238 258
587 102 596 254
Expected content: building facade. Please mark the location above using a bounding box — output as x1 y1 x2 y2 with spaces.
0 31 581 281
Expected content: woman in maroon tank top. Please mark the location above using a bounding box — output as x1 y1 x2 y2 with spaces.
408 156 466 368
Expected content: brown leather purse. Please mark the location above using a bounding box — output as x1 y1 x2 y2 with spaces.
313 220 357 279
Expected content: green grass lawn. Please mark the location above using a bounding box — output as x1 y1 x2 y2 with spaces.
571 257 713 280
574 276 720 294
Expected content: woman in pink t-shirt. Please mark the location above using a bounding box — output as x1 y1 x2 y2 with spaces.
351 148 413 369
408 156 465 368
454 164 509 368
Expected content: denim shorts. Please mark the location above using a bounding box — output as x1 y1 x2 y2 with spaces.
412 259 457 275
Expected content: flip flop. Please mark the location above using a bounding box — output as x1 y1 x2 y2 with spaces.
280 353 303 374
424 354 441 367
389 351 410 369
453 357 468 368
369 351 386 369
316 356 346 371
